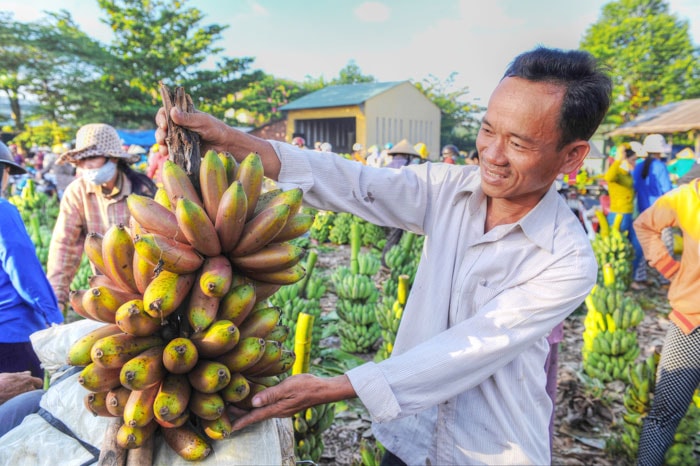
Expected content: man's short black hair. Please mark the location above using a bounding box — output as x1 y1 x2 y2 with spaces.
503 46 612 149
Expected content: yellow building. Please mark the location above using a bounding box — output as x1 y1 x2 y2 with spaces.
279 81 441 158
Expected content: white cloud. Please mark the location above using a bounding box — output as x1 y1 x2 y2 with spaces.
354 2 391 23
248 1 269 16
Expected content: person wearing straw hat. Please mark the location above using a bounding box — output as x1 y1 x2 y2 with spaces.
0 140 63 381
385 139 422 168
46 123 156 311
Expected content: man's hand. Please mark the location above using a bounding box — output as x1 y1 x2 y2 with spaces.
0 372 43 404
229 374 356 432
155 107 233 158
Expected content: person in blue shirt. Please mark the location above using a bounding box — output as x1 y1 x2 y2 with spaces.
631 134 674 289
0 141 64 379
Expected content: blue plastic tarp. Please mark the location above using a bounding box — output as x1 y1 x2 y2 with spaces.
116 129 156 148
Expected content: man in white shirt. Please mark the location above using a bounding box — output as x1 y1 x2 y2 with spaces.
155 46 612 465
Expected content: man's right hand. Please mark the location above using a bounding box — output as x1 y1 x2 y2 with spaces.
0 372 43 404
155 107 234 158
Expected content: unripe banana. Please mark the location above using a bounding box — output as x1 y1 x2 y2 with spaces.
190 320 240 358
229 204 290 257
186 281 220 333
143 270 196 319
238 306 281 340
67 323 122 366
216 337 266 373
266 324 291 343
250 188 282 218
161 160 204 210
215 181 247 253
244 263 306 285
230 243 305 274
217 151 238 186
246 375 281 388
257 187 303 217
84 391 114 417
251 349 296 377
219 372 250 403
153 374 191 422
187 360 231 394
162 337 199 374
244 340 283 376
78 362 122 392
200 150 228 223
116 421 158 450
201 413 233 440
115 299 162 337
272 212 315 243
175 196 222 257
133 233 204 275
84 232 108 276
101 223 138 294
126 193 187 243
218 283 256 326
235 152 264 221
91 333 164 369
105 386 131 417
162 425 212 461
119 346 166 391
232 381 266 410
189 390 225 421
123 382 160 427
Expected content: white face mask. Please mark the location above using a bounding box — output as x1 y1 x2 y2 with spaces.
82 160 117 185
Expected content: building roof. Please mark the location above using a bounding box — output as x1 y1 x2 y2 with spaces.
606 98 700 136
279 81 406 111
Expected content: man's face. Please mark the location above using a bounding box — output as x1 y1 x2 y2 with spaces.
476 77 588 208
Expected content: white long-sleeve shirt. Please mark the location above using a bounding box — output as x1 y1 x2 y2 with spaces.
271 141 597 465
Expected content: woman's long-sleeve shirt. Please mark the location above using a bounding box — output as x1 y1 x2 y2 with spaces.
633 179 700 334
0 199 63 342
604 159 634 214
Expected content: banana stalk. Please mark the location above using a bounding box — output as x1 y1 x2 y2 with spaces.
292 312 315 376
350 223 360 275
298 251 318 299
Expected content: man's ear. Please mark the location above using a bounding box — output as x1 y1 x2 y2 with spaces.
561 141 590 174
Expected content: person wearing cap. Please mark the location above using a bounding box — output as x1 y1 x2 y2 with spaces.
155 46 611 465
351 143 366 164
46 123 157 310
632 175 700 466
631 133 673 289
0 140 63 380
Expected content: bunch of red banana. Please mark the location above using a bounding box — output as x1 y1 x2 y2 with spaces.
67 151 311 461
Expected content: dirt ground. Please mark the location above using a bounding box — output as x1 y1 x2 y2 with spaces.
309 243 674 466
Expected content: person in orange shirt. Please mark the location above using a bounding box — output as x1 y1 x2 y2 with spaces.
633 178 700 466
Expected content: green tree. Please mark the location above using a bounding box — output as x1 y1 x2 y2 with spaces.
97 0 229 127
580 0 700 125
331 60 376 85
415 73 483 151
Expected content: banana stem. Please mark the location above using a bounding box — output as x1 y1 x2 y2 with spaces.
397 274 409 305
350 223 360 275
292 312 315 375
402 232 416 254
299 250 318 299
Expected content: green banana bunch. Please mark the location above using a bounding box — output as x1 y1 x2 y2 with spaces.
308 210 336 243
374 274 408 362
591 229 634 290
337 321 380 353
332 271 379 302
328 213 357 245
292 403 336 462
357 252 381 276
382 233 423 298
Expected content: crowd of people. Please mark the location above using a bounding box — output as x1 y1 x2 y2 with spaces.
0 44 697 466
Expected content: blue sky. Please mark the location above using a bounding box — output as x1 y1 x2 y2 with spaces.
5 0 700 105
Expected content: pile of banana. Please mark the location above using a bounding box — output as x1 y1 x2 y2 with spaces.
270 252 327 358
382 232 423 298
292 403 335 462
65 151 312 461
374 274 409 362
582 279 644 383
332 266 381 353
591 212 634 291
617 354 700 464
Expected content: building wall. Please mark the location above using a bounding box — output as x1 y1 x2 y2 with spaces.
248 119 287 142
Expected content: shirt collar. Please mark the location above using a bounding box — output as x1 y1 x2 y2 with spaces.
463 173 559 253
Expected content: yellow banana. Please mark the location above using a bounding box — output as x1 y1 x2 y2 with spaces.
244 340 283 376
116 421 158 450
119 346 166 391
229 204 291 257
161 425 212 461
215 180 247 253
84 232 109 276
126 193 187 243
68 289 94 321
153 373 191 422
105 386 131 417
201 413 233 440
115 299 161 337
153 187 172 210
187 360 231 394
249 280 281 301
101 223 138 294
251 349 296 377
133 232 204 274
132 250 158 295
78 362 122 392
199 150 228 223
186 280 220 333
84 391 115 417
199 255 232 298
143 270 196 320
255 187 303 218
155 409 189 429
162 337 199 375
217 283 256 326
191 320 240 358
189 390 225 421
161 160 204 209
123 382 160 428
244 263 306 285
175 196 222 257
82 286 140 324
67 323 122 366
91 332 163 369
217 151 238 185
272 212 315 243
235 152 264 221
238 306 281 340
219 372 250 403
230 243 305 273
216 336 266 373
